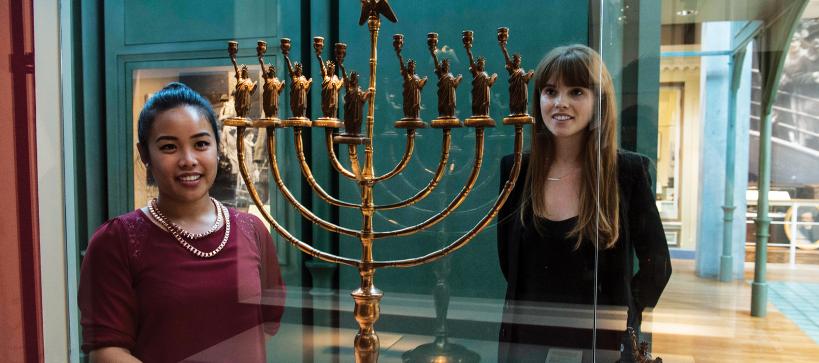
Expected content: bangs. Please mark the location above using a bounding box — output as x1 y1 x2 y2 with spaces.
536 48 597 90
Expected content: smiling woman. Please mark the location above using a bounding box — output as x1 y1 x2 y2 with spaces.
497 45 672 362
78 83 285 363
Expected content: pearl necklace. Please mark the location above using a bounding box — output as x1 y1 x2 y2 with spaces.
148 198 231 258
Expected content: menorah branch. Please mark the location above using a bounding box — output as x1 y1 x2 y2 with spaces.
369 125 525 268
325 129 358 180
373 129 451 211
372 129 416 183
372 128 485 239
263 128 362 238
235 126 359 267
294 128 361 209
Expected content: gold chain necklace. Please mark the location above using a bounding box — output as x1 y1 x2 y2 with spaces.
151 197 223 239
546 167 580 181
148 198 231 258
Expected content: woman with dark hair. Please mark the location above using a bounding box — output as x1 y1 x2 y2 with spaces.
79 82 285 363
497 45 671 362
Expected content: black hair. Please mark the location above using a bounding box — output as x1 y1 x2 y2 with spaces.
137 82 220 161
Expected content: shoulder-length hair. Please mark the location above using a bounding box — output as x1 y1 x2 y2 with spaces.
521 44 619 250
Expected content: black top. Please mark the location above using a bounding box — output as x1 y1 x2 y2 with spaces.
518 216 599 304
496 151 672 356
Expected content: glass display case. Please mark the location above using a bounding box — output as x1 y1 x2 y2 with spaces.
72 0 819 362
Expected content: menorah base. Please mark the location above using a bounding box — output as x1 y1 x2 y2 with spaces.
464 116 496 128
394 118 427 129
223 117 252 127
502 114 534 125
334 133 370 144
313 117 344 128
281 117 313 128
254 117 281 128
402 341 481 363
430 117 463 129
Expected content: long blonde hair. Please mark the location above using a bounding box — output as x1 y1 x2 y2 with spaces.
520 44 620 249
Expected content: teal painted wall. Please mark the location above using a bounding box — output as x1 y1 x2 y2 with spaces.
331 0 589 299
616 0 661 160
103 0 288 216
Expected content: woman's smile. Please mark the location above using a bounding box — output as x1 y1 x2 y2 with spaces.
177 173 204 186
551 113 574 122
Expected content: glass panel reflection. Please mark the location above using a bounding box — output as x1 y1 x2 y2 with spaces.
75 1 819 362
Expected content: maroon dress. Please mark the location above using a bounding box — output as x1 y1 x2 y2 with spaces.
79 208 285 363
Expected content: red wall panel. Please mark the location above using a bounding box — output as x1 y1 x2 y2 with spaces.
0 0 43 361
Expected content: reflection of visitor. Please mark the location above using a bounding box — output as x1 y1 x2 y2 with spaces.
79 83 284 362
797 211 818 244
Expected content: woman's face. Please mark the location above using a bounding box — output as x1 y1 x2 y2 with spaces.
539 75 595 139
140 105 218 204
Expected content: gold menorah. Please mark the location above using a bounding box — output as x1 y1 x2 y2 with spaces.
224 1 532 362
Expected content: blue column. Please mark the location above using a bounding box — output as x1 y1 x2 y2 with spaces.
695 22 731 278
695 24 753 279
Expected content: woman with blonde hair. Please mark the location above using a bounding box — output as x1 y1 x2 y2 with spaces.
497 44 671 361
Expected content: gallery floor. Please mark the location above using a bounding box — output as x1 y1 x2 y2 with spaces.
651 260 819 363
204 259 819 362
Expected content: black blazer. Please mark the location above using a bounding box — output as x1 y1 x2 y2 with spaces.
497 151 672 335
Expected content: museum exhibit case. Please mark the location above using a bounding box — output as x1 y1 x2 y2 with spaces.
55 0 819 362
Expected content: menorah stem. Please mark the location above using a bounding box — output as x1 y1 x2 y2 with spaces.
352 265 382 363
356 18 380 359
362 187 374 238
364 16 380 180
